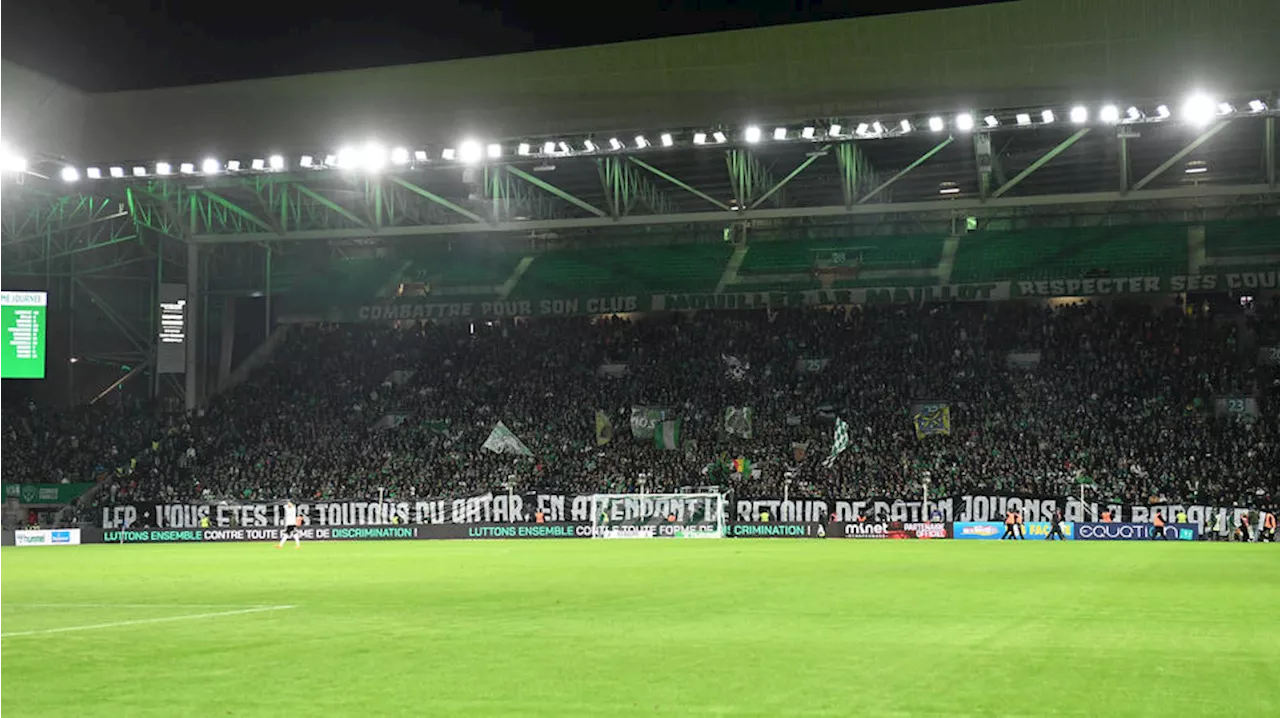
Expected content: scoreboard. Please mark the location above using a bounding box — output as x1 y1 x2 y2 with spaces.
1 291 47 379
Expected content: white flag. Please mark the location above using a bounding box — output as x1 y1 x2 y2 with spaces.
482 421 533 456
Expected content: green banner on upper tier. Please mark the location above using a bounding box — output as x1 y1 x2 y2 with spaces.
322 269 1279 322
3 483 94 504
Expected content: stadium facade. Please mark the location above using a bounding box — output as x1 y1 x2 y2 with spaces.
1 0 1278 409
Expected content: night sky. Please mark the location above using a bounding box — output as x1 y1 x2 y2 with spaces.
2 0 995 92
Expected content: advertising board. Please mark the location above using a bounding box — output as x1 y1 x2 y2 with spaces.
14 529 81 546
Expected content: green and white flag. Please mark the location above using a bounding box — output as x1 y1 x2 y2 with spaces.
654 419 681 451
823 417 850 468
482 421 533 456
724 406 753 438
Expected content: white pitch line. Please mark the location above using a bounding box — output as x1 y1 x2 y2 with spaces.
4 603 270 609
0 605 295 638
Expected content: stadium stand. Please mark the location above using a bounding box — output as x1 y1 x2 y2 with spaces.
7 296 1276 527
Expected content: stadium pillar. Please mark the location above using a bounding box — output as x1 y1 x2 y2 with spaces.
185 242 200 412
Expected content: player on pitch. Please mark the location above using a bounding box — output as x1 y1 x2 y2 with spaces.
276 500 302 549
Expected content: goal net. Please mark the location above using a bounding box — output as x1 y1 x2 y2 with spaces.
589 493 727 539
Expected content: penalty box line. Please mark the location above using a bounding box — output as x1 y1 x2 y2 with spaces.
0 605 296 639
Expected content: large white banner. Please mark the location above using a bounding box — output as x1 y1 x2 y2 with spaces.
100 494 1262 536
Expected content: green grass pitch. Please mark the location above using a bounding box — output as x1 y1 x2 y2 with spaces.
2 540 1277 716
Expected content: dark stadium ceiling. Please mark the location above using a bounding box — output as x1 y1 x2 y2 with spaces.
2 95 1278 256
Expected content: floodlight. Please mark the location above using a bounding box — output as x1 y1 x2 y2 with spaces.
855 123 870 136
458 140 483 164
517 143 531 156
1181 94 1215 125
557 141 571 154
1217 102 1234 115
955 113 974 131
252 158 266 170
299 156 314 168
542 141 556 154
487 143 502 159
1185 160 1208 174
441 148 456 161
801 127 815 139
773 127 787 140
390 147 409 165
635 135 649 149
413 150 428 162
828 124 842 136
181 162 196 173
1126 106 1142 121
1016 113 1031 126
61 166 80 182
337 147 358 168
201 159 219 174
87 167 102 179
899 119 912 133
660 133 674 147
226 161 241 172
609 138 623 151
110 166 125 178
364 143 387 170
269 154 285 170
983 115 998 128
1041 109 1056 124
712 131 727 143
871 121 884 135
928 116 945 132
583 140 597 152
156 162 172 175
1155 105 1171 119
1069 106 1088 123
1099 105 1120 123
1248 99 1267 113
744 126 762 143
133 166 148 176
693 132 707 145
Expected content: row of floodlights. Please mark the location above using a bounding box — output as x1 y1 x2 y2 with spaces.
1 94 1270 182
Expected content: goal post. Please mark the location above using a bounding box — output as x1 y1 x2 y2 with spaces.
589 493 727 538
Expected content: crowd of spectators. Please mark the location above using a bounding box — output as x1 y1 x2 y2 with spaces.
5 297 1279 516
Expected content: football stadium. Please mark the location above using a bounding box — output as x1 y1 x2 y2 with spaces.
2 0 1279 715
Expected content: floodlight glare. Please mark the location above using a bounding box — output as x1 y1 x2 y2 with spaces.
299 156 314 168
156 162 173 175
413 150 428 162
661 133 674 147
487 143 502 159
1217 102 1234 115
773 127 787 140
252 158 266 170
0 144 26 173
928 116 945 132
133 166 148 176
441 148 456 161
1041 109 1056 124
1248 99 1267 113
109 166 125 178
955 113 974 131
180 163 196 174
1099 105 1120 123
1126 106 1142 121
1069 106 1088 123
609 138 623 151
61 166 80 182
1181 94 1216 125
390 147 409 165
517 143 531 156
899 119 912 133
744 126 762 143
87 167 102 179
364 143 387 170
1155 105 1171 119
983 115 999 128
337 147 358 168
269 154 285 170
693 132 707 145
801 126 815 139
1016 113 1031 126
324 155 338 166
458 140 483 164
201 159 219 174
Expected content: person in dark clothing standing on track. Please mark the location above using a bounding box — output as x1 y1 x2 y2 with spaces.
1046 507 1066 540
